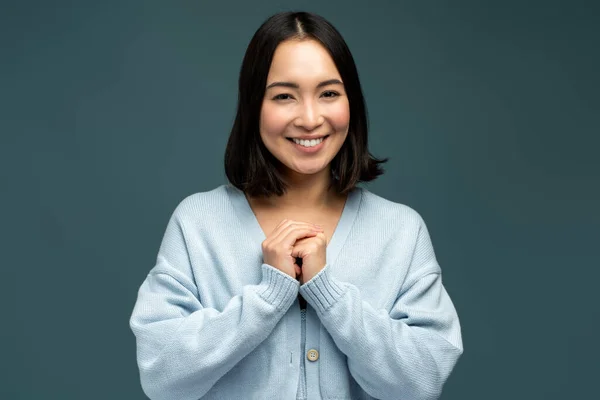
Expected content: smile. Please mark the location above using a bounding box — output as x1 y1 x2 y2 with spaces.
287 135 329 148
286 135 330 154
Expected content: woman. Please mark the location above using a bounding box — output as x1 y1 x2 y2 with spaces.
130 11 463 400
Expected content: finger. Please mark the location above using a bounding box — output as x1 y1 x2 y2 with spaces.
294 232 326 247
294 264 302 277
264 220 314 247
312 231 328 245
270 220 322 241
282 224 323 245
273 227 320 251
271 219 323 236
263 226 316 258
290 242 304 258
315 232 329 245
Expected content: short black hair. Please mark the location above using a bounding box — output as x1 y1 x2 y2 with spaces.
224 11 388 198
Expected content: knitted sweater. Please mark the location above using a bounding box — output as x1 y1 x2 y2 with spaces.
129 183 463 400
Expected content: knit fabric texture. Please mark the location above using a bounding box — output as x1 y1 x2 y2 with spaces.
130 183 463 400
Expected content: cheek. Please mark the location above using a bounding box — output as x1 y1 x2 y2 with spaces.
260 103 288 136
328 101 350 132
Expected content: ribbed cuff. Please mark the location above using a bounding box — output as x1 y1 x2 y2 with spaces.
299 264 346 314
257 263 300 311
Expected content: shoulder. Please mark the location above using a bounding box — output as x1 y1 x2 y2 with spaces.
357 188 439 273
357 186 426 229
169 184 232 222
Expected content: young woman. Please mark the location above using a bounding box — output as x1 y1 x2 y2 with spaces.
130 11 463 400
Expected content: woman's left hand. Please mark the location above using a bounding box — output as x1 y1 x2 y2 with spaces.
292 231 328 284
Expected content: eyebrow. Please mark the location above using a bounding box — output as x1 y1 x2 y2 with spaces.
265 79 343 90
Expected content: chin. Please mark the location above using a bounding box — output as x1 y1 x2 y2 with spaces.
290 165 329 176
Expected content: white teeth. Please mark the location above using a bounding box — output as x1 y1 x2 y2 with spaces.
292 137 325 147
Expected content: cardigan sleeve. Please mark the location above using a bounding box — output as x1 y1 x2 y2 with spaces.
299 214 463 400
129 206 299 400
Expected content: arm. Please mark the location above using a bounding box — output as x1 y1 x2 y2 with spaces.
129 207 299 400
299 215 463 400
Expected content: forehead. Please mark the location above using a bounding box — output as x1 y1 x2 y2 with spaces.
267 39 341 81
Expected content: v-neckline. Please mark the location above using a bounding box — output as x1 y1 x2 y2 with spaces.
226 183 362 267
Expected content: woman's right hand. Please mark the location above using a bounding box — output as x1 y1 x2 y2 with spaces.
261 219 324 279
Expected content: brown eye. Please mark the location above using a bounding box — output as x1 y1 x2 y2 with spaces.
322 91 339 98
273 93 292 100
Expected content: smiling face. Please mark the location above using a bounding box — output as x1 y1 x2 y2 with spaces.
259 39 350 179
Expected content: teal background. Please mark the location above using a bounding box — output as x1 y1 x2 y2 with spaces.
2 1 598 399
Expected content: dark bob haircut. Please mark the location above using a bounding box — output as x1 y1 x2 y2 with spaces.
224 11 388 198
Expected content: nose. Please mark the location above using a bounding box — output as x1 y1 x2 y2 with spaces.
294 99 324 131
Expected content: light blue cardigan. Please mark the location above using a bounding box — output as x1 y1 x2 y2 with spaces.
129 184 463 400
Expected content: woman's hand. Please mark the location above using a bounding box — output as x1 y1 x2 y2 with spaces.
292 232 328 284
262 219 324 279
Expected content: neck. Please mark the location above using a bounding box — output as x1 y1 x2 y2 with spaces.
252 168 341 211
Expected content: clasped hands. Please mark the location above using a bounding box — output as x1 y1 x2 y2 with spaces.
261 219 327 285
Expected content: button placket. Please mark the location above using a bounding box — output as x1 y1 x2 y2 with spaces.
303 306 322 399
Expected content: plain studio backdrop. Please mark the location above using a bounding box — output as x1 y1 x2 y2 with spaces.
1 1 598 399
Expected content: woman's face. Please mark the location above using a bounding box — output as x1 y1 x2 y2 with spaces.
259 39 350 179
